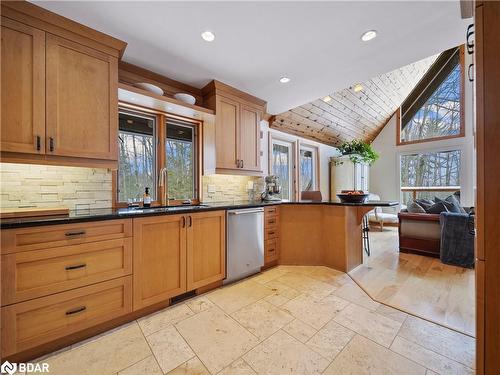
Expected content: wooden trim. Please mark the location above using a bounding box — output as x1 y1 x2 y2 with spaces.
0 152 118 170
397 45 466 146
119 61 203 104
202 80 267 109
118 83 214 115
1 1 126 57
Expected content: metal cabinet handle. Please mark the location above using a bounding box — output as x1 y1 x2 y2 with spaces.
188 216 192 227
65 263 87 271
49 137 55 152
241 160 244 168
181 216 186 228
268 231 275 235
236 159 240 167
65 230 86 237
66 306 86 315
268 219 276 224
36 135 41 151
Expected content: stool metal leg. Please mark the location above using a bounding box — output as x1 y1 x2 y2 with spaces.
362 215 371 257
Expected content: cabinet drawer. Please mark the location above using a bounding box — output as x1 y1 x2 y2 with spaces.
265 214 279 229
1 276 132 357
1 219 132 254
265 226 279 240
2 238 132 305
265 238 279 263
264 206 279 217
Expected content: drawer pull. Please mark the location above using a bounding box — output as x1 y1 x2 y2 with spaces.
268 231 275 235
268 219 276 224
65 230 86 237
65 306 86 316
65 263 87 271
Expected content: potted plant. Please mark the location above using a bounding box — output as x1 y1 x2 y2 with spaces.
334 139 379 165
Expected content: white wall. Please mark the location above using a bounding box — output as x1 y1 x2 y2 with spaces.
370 51 475 208
260 120 339 200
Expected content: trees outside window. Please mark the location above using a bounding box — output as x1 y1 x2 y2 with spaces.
400 150 461 205
118 111 155 203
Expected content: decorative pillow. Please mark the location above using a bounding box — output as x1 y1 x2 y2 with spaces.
434 196 462 214
445 194 467 214
426 201 450 214
407 201 426 213
415 199 434 211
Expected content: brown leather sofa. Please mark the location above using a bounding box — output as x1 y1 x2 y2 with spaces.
398 212 441 257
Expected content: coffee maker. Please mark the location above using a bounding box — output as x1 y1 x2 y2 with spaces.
261 175 282 201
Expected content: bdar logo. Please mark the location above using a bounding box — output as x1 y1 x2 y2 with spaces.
0 361 17 375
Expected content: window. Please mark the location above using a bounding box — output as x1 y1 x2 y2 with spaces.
399 47 464 144
118 111 156 203
299 145 318 192
166 120 196 201
116 108 200 206
400 150 461 205
271 139 294 201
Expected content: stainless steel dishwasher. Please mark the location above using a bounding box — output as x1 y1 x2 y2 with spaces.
225 207 264 284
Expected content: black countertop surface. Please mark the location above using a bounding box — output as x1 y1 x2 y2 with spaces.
0 200 398 229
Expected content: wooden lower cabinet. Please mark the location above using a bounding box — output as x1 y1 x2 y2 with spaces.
264 206 280 266
1 276 132 357
1 238 132 305
132 215 187 310
133 211 226 309
187 211 226 290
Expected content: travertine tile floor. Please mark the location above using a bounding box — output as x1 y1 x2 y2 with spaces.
29 266 475 375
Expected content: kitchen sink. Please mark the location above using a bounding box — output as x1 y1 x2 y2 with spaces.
118 204 209 215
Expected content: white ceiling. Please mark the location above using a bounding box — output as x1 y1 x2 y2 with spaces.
34 1 468 114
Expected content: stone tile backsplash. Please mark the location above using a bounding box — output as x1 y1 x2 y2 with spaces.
0 163 263 210
202 175 264 202
0 163 112 210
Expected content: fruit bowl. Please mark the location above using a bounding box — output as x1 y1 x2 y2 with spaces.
336 190 370 203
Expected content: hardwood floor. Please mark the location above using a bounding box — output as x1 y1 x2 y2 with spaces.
349 227 476 337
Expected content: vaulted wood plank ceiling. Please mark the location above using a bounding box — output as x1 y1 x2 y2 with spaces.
270 55 438 146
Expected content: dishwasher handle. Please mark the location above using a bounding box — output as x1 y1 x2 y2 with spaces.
228 208 265 215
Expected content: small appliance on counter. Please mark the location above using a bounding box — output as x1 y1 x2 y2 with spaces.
261 175 282 202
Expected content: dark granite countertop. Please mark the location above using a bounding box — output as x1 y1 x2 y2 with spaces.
0 200 398 229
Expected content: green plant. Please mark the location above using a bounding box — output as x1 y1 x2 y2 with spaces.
336 139 379 165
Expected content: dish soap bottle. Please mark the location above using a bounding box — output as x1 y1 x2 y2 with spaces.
143 187 152 208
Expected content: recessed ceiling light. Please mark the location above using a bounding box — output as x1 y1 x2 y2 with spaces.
201 30 215 42
361 30 377 42
353 84 364 93
279 77 291 84
322 95 332 103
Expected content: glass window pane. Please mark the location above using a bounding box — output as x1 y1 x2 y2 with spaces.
300 149 314 191
400 150 461 205
401 62 461 142
272 143 290 201
166 121 195 200
118 112 155 202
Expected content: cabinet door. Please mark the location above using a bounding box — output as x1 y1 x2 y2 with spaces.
1 17 45 154
133 215 187 310
186 211 225 290
46 34 118 160
216 96 239 170
239 105 261 172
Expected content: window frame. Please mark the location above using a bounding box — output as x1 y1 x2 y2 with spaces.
298 142 320 193
113 103 202 207
396 46 465 146
269 133 298 201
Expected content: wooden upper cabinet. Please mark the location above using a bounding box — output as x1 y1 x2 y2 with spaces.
216 96 240 170
187 211 226 290
203 80 266 175
46 34 118 160
1 17 46 154
239 105 261 172
132 215 187 310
